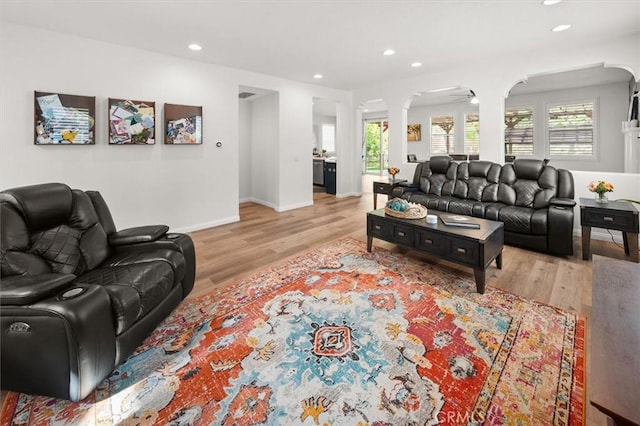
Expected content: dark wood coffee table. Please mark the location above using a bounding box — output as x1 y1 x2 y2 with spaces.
367 209 504 293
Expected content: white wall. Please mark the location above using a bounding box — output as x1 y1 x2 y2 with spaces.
1 25 241 232
506 81 629 172
0 23 353 231
407 102 479 161
249 93 279 208
238 100 252 201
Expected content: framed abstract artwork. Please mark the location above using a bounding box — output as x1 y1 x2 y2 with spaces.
407 124 421 142
109 98 156 144
164 103 202 145
34 91 96 145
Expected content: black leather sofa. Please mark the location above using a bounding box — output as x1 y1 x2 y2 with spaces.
392 156 576 255
0 183 196 401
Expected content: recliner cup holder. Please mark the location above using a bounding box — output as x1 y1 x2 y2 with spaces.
59 287 86 300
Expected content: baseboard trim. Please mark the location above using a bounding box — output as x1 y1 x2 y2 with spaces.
171 216 240 234
336 191 362 198
276 200 313 212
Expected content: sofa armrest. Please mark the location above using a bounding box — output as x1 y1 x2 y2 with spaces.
392 182 420 198
1 284 116 401
0 273 76 306
548 199 576 255
108 225 169 246
549 198 576 208
398 182 419 189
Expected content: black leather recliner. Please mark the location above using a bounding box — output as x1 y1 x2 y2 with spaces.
393 156 576 255
0 183 196 401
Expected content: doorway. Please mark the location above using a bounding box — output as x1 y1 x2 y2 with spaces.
363 119 388 175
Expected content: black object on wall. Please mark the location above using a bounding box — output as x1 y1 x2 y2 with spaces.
629 90 638 121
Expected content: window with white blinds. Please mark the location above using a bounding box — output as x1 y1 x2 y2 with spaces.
504 108 534 155
431 115 454 154
547 102 594 156
321 124 335 153
464 113 480 154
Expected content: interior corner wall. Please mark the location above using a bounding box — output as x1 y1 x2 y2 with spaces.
239 100 252 201
277 89 314 211
249 93 279 208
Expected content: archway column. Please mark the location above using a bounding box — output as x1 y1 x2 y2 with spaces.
386 94 412 176
474 82 507 164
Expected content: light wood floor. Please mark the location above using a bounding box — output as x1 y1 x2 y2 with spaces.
3 176 632 424
190 175 635 426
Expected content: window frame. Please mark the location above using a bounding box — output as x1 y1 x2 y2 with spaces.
321 123 336 154
464 112 480 155
504 105 535 157
430 114 455 155
545 98 598 160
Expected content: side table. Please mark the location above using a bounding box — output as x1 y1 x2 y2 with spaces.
580 197 639 263
373 179 407 209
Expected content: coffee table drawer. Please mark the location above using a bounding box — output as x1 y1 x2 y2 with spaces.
416 230 446 255
392 224 414 246
447 238 480 266
368 217 391 239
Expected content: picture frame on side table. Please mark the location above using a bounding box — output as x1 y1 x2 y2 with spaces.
109 98 156 144
164 103 202 145
34 91 96 145
407 124 421 142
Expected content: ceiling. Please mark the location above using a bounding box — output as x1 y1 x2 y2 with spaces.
1 0 638 91
509 65 634 95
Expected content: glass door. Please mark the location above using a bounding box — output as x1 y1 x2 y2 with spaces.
363 119 389 175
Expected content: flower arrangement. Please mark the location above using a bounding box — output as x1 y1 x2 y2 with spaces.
588 180 614 203
387 167 400 176
588 180 614 195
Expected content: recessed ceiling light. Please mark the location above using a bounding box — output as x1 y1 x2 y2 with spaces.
542 0 562 5
188 44 202 51
552 24 571 32
383 49 395 56
411 62 422 68
313 74 323 79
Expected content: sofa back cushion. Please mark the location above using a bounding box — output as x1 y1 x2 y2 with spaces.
0 184 112 278
1 183 73 231
419 156 457 196
0 203 51 276
454 161 501 202
86 191 117 235
498 159 558 208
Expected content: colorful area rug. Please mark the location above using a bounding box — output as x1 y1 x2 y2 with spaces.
2 238 585 425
